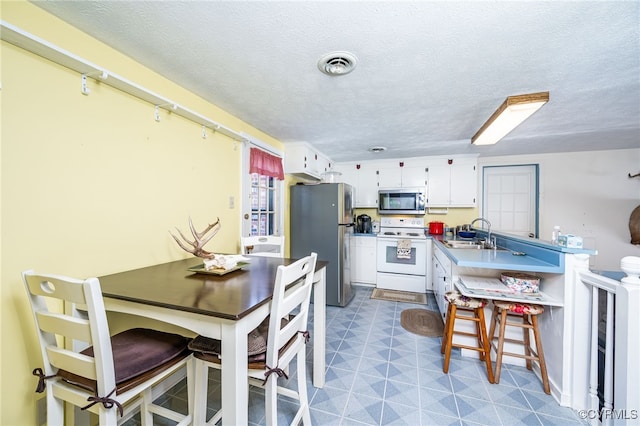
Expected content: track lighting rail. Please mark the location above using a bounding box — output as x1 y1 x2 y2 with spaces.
1 21 244 142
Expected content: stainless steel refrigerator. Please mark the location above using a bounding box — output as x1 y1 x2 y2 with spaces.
290 183 354 307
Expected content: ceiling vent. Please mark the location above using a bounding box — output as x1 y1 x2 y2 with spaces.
317 51 357 76
368 146 387 153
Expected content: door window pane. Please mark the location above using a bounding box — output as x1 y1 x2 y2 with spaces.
250 173 278 236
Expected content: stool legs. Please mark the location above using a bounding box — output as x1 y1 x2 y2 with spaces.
489 306 509 383
489 305 551 394
441 303 456 373
441 303 494 383
476 307 494 383
531 314 551 394
523 314 532 370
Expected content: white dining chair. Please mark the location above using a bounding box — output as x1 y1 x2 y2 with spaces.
189 252 317 425
241 235 285 257
22 270 194 425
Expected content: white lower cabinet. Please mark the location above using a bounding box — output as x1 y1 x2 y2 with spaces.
351 236 377 284
432 244 453 322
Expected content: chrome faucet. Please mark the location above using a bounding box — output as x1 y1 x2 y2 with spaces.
471 217 493 248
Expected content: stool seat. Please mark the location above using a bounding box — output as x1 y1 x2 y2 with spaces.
444 290 487 309
489 300 550 394
492 300 544 315
441 291 494 383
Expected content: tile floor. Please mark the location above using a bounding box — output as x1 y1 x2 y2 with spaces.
124 285 587 425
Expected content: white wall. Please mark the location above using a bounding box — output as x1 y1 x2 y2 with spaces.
480 148 640 271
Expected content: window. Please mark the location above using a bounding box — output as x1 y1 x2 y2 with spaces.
241 135 284 237
249 173 278 236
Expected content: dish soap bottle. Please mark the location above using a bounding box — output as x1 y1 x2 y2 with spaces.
551 225 561 245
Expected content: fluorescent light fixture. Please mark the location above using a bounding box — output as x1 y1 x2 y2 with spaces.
471 92 549 146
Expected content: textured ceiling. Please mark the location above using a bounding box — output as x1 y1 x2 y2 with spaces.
33 1 639 162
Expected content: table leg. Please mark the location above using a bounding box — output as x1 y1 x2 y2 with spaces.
313 267 326 388
220 321 249 426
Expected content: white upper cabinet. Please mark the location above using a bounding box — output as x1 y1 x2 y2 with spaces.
358 164 380 207
317 153 333 175
377 165 402 188
334 163 378 208
400 163 428 189
449 162 477 205
285 142 322 181
378 161 427 189
336 156 475 209
426 157 477 207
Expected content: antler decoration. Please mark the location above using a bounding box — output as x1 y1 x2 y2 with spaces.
170 217 221 259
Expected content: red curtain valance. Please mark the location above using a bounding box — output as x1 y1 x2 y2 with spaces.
250 148 285 180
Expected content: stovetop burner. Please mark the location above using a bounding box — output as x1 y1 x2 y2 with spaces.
378 228 426 239
377 216 426 239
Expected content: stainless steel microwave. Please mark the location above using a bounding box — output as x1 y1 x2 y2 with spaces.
378 188 426 215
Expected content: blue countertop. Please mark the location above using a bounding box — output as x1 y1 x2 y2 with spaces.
433 239 564 273
430 230 596 273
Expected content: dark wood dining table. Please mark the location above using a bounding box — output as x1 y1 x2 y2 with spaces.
98 255 327 426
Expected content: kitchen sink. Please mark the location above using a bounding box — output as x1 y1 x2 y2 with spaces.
443 240 506 250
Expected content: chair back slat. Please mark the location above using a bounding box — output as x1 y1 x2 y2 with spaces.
46 347 98 380
279 314 306 346
266 253 317 367
241 235 285 257
36 311 92 343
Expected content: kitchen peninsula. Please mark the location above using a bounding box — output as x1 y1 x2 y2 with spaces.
431 229 597 409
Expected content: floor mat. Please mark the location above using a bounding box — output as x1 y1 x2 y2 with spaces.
400 308 444 337
370 288 427 304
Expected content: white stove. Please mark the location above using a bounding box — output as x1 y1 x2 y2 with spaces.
376 217 428 293
377 217 426 239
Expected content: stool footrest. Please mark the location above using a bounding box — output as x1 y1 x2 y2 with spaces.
492 336 532 346
455 343 489 353
491 343 541 361
454 331 483 339
504 320 533 329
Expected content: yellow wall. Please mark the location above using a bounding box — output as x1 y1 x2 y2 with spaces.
0 2 283 423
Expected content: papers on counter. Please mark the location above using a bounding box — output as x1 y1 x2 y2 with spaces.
458 275 516 293
203 254 251 271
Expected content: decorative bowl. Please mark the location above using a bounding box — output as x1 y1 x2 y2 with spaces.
458 231 476 239
501 272 540 293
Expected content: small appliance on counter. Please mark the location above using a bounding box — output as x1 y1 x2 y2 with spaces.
372 221 380 234
356 214 372 234
428 221 445 235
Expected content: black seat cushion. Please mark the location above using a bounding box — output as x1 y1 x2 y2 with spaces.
189 316 272 358
189 316 293 366
58 328 190 393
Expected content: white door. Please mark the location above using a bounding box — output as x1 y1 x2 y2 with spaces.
482 165 538 238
